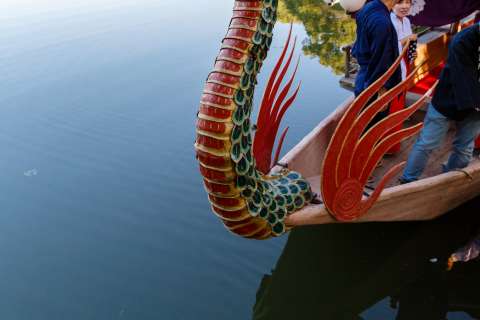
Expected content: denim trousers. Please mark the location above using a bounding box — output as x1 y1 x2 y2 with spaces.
400 103 480 182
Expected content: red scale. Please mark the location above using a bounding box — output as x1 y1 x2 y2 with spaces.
230 224 266 238
222 38 251 53
208 72 240 87
213 207 249 221
232 10 261 19
199 105 232 120
201 93 233 108
231 17 258 29
204 82 235 97
209 195 243 208
233 1 262 10
218 48 247 63
196 135 227 150
226 28 255 41
203 180 233 195
196 150 230 168
196 119 227 135
214 60 243 75
199 165 229 182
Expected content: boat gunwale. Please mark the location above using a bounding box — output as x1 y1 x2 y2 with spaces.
285 160 480 226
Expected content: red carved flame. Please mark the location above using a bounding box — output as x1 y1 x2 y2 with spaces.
253 24 301 174
321 42 437 221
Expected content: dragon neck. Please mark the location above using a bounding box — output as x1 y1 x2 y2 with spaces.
195 0 313 239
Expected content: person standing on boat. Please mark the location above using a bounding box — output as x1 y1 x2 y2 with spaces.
352 0 402 134
387 0 417 154
352 0 402 98
399 23 480 183
390 0 416 81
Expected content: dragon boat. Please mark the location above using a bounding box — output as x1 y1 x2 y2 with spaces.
195 0 480 239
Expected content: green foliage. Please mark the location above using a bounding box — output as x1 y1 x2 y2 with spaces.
278 0 356 75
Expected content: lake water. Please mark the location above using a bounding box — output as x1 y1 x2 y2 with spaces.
0 1 478 319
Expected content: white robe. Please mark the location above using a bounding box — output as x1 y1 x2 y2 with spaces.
390 13 413 80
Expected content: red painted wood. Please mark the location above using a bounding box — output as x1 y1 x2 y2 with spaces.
270 58 300 123
233 1 263 10
209 195 243 207
201 94 233 107
196 150 230 168
218 48 247 62
257 24 292 127
203 180 233 195
214 60 243 74
264 37 297 116
386 93 406 154
253 27 300 174
351 95 427 180
232 11 261 19
272 127 289 168
333 161 405 221
360 124 422 184
208 72 240 87
337 67 418 183
199 105 232 120
213 207 250 222
226 28 255 41
204 82 236 96
321 47 407 211
196 119 227 135
199 165 229 182
222 38 251 52
196 135 227 150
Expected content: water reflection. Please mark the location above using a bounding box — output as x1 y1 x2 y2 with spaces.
253 197 480 319
278 0 356 75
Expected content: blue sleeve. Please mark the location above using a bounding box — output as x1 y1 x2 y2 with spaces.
449 29 480 110
365 16 400 89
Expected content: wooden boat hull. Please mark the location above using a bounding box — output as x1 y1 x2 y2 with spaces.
286 163 480 226
275 96 480 227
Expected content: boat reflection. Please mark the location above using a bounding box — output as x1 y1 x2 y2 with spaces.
253 197 480 319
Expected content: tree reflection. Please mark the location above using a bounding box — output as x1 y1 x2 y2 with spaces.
278 0 356 75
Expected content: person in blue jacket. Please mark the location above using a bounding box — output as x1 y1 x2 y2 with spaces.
352 0 402 126
400 23 480 183
353 0 402 96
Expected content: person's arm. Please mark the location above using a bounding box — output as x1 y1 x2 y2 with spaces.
448 29 480 111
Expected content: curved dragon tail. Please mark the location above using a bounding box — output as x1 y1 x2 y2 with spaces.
195 0 313 239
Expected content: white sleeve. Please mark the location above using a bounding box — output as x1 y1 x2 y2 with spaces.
405 17 413 36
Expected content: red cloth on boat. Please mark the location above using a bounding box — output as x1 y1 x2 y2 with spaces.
409 63 445 95
386 92 406 154
386 60 411 154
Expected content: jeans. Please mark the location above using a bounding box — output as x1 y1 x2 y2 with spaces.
400 103 480 182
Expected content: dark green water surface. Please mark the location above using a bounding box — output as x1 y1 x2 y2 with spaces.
0 1 478 319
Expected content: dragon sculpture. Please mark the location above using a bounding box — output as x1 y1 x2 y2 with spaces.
195 0 428 239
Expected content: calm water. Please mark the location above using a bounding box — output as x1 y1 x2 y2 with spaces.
0 1 478 319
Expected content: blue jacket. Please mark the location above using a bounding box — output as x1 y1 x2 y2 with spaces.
352 0 401 96
432 23 480 120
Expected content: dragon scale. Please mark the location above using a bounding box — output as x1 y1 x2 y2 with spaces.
195 0 313 239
